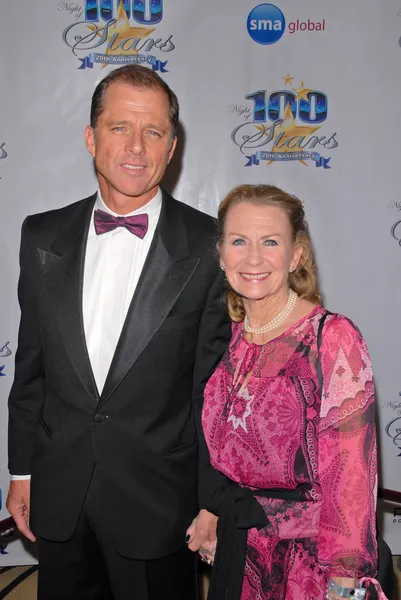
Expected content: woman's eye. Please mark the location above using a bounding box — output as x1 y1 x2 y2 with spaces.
264 239 277 246
232 238 245 246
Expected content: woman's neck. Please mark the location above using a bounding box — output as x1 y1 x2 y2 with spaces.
243 289 290 330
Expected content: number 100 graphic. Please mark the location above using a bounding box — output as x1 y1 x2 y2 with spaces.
246 90 328 124
85 0 163 24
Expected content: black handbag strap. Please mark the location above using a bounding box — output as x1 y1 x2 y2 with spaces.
316 310 333 395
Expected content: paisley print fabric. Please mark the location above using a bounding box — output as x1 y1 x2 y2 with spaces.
202 307 386 599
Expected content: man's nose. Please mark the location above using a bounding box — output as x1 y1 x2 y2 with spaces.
126 131 145 155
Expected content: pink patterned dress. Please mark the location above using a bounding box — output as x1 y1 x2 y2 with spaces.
202 306 384 600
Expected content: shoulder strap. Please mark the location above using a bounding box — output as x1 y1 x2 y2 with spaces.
316 311 333 395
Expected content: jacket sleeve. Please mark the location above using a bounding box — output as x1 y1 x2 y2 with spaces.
192 268 232 513
8 217 46 475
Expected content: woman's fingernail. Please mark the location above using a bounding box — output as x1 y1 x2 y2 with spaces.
185 534 190 543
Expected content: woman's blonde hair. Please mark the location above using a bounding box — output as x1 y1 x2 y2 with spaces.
217 184 321 322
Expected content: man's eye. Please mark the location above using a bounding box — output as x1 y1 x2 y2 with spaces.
112 126 126 132
232 238 245 246
147 130 161 137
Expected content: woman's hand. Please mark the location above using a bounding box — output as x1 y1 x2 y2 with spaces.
185 509 218 552
199 538 217 565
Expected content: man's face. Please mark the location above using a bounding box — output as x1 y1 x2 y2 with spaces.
85 82 177 212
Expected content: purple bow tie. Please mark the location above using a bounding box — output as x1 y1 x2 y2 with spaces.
94 209 149 239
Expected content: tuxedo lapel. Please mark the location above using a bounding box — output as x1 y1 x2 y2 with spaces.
99 192 200 406
39 194 99 401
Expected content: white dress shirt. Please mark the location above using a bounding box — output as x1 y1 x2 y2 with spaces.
83 189 161 394
11 189 162 479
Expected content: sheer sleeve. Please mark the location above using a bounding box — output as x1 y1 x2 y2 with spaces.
317 314 380 584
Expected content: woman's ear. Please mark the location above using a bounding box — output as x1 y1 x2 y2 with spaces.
291 244 304 271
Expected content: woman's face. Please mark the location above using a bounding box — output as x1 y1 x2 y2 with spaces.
219 202 302 303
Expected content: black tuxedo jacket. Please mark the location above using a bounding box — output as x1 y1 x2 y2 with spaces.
8 190 231 559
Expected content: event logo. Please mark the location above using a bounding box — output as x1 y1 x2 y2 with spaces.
385 412 401 458
247 3 325 45
0 341 12 377
388 200 401 246
230 73 338 168
0 142 8 179
247 4 285 45
60 0 174 71
391 219 401 246
0 488 9 555
395 6 401 52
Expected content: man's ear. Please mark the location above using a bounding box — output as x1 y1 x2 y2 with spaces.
84 125 96 158
167 136 177 164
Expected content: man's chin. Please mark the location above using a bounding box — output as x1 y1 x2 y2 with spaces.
106 185 160 209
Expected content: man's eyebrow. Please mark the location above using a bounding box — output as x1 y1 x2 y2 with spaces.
105 119 131 126
105 119 168 132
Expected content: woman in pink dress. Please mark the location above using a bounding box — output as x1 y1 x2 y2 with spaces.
199 185 388 600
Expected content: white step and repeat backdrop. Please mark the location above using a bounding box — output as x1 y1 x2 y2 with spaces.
1 0 401 564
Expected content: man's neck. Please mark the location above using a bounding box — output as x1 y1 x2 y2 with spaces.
99 185 160 215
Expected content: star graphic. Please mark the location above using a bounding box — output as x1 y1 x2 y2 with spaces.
292 80 313 102
255 103 320 166
282 73 294 86
87 0 156 68
227 387 254 432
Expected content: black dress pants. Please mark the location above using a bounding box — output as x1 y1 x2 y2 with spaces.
37 473 198 600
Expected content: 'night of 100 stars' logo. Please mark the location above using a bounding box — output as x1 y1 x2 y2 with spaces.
61 0 174 71
229 73 339 169
0 142 7 179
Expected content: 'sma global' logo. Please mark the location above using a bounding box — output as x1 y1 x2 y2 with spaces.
247 3 325 45
247 4 285 45
62 0 174 71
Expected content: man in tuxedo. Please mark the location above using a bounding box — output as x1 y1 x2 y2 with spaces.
7 65 230 599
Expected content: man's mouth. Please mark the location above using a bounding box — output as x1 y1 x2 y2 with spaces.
121 163 146 170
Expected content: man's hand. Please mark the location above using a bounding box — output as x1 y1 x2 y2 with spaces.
6 480 36 542
186 508 218 552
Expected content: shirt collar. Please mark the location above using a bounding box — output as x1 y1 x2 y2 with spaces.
95 188 162 219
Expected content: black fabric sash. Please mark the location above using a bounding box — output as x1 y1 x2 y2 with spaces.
207 482 311 600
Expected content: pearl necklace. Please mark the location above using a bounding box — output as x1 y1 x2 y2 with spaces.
244 289 298 335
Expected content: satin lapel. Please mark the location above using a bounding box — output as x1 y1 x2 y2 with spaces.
40 194 99 401
100 193 200 406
